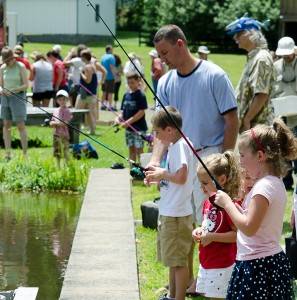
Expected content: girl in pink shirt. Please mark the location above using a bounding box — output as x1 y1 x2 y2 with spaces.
215 118 297 299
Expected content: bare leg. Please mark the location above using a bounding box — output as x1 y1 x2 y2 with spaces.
129 146 137 162
136 147 144 164
88 102 97 135
16 122 28 155
107 93 113 108
175 266 188 300
41 98 50 107
3 120 12 158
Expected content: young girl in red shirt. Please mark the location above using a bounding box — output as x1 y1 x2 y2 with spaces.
192 151 241 299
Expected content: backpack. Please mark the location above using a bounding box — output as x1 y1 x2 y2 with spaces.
71 140 98 159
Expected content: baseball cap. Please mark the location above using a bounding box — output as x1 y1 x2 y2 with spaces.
56 90 69 98
197 46 210 54
53 44 62 52
149 49 158 58
275 37 295 56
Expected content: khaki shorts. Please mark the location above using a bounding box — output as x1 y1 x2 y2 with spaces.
53 135 69 159
157 215 193 267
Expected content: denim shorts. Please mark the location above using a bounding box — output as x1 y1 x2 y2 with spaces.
1 93 27 123
125 130 146 148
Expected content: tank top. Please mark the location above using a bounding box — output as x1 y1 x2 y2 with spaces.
80 71 97 95
2 61 24 90
33 60 53 93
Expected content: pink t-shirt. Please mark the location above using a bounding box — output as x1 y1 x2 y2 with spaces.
52 107 72 139
237 175 286 261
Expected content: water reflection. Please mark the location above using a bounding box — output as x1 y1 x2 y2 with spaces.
0 192 82 300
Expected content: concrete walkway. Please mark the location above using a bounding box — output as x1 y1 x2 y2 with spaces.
59 169 140 300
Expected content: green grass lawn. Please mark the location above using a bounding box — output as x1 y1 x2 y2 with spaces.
4 33 294 299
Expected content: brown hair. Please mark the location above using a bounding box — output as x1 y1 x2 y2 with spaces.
1 47 14 62
153 24 187 45
126 74 140 81
197 151 241 199
238 118 297 177
151 106 182 130
80 49 92 62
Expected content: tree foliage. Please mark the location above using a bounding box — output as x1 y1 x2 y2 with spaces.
117 0 281 49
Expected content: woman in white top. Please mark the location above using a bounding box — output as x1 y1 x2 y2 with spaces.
31 52 54 107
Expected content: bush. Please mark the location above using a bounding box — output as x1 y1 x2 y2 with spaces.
0 154 89 192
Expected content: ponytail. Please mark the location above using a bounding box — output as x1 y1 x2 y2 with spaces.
239 118 297 177
273 118 297 161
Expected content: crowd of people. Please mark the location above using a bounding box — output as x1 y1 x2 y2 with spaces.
0 13 297 300
142 16 297 300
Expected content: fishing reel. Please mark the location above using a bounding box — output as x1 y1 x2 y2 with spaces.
42 118 51 127
130 165 147 180
144 133 154 144
113 123 120 133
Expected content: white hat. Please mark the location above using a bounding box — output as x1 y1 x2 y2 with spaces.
197 45 210 54
149 49 158 58
53 44 62 52
56 90 69 98
276 37 295 56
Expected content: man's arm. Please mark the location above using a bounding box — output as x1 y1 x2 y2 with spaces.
147 137 167 167
242 93 268 131
223 109 239 151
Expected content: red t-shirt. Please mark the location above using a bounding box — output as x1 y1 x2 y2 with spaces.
53 60 67 87
199 198 237 269
16 57 31 71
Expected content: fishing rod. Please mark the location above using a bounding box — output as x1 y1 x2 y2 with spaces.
86 0 222 190
79 82 153 144
1 87 146 173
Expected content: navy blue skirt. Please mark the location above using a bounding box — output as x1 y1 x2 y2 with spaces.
226 251 294 299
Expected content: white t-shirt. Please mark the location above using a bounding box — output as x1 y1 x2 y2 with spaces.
159 138 195 217
68 57 85 85
237 175 286 261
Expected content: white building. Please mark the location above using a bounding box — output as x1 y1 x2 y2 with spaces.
6 0 116 44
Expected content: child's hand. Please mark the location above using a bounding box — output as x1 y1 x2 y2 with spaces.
192 227 202 242
120 121 128 129
200 231 213 247
214 190 233 209
145 166 165 182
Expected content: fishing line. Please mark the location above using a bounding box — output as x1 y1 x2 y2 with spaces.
79 82 153 144
1 87 144 169
86 0 221 189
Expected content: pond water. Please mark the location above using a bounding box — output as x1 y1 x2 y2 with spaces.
0 192 82 300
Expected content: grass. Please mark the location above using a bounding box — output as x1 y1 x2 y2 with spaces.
4 32 294 299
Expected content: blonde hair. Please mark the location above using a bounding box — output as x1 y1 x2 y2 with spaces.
239 118 297 177
197 151 240 199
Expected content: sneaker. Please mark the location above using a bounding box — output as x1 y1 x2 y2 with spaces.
158 293 175 300
101 106 106 110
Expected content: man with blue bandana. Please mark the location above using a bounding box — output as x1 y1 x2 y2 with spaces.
226 15 275 132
